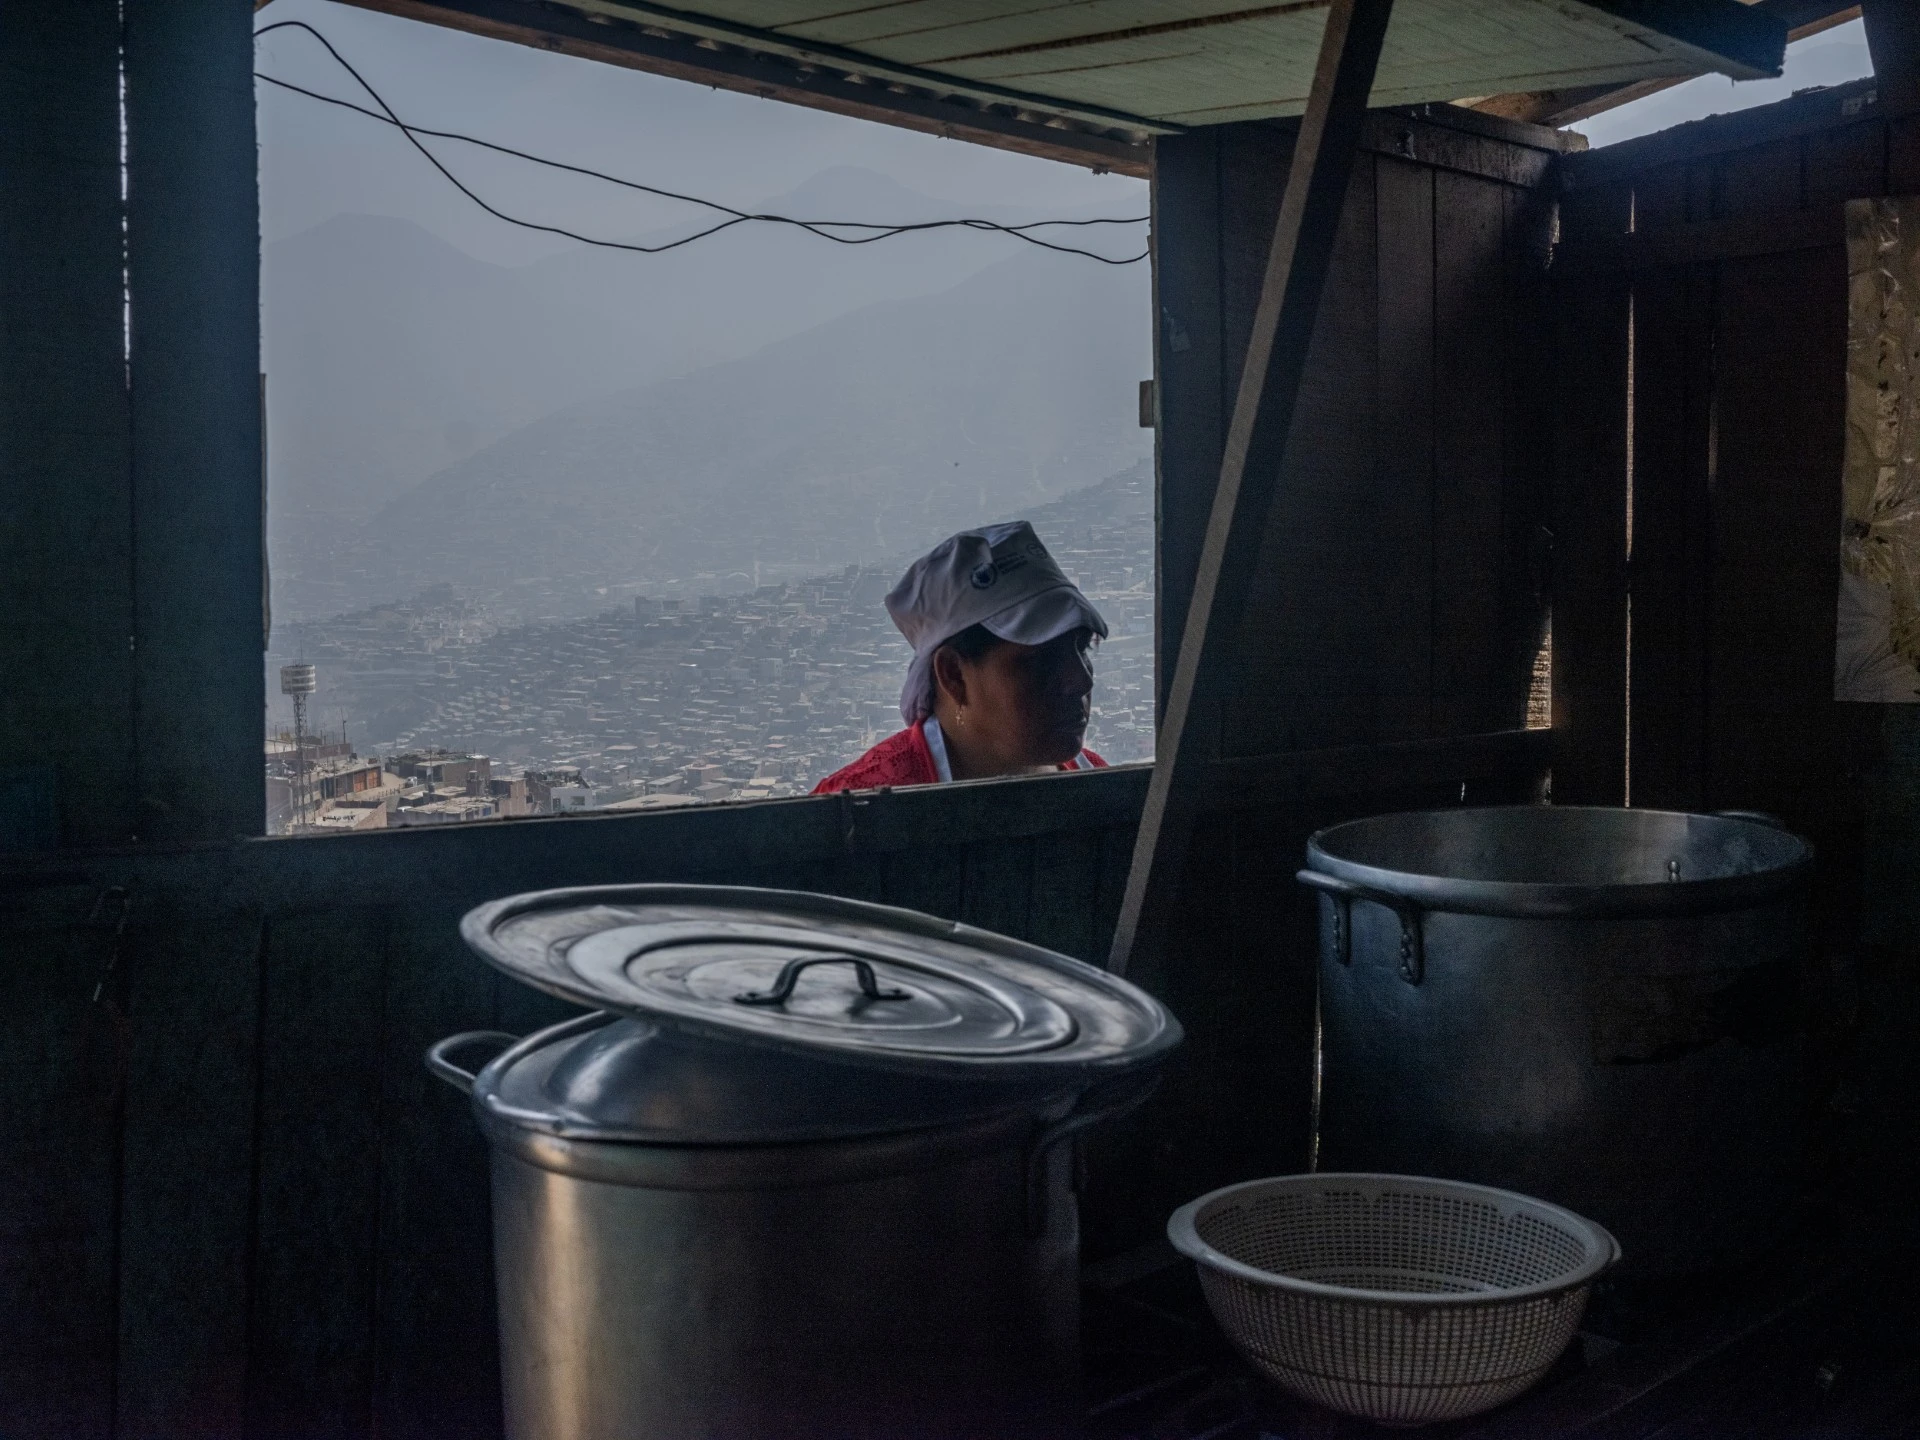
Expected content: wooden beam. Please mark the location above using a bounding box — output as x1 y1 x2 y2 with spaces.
1578 0 1788 80
329 0 1158 177
1554 203 1844 275
1864 0 1920 115
1561 73 1875 184
126 0 266 844
0 0 137 852
1107 0 1397 977
1469 3 1856 130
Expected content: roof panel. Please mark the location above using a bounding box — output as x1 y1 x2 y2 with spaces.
345 0 1785 171
899 0 1750 124
596 0 1785 126
793 0 1299 53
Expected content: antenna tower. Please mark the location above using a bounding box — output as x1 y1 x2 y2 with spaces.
280 663 318 833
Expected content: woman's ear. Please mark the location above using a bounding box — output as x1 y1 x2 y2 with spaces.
932 645 969 710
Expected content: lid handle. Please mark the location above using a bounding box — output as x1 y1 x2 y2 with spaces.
733 954 910 1007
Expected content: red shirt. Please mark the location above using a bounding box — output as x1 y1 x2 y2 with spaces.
813 721 1105 794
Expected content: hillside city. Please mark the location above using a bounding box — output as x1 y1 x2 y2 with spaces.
266 463 1154 834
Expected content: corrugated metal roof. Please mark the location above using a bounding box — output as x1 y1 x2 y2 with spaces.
552 0 1785 128
338 0 1788 175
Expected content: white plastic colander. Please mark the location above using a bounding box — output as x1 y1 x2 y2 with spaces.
1168 1174 1620 1426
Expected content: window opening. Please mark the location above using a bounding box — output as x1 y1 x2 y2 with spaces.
255 6 1152 834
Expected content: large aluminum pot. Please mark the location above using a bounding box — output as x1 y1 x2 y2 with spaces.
432 886 1182 1440
1299 806 1811 1276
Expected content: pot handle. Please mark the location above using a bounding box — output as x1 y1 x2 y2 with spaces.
426 1031 520 1094
1296 870 1425 985
1026 1073 1160 1238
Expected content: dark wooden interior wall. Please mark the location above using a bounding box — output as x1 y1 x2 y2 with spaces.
1544 87 1920 1258
1549 78 1892 934
1153 111 1559 759
0 95 1564 1440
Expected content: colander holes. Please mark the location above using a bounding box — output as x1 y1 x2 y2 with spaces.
1176 1178 1610 1426
1194 1186 1598 1294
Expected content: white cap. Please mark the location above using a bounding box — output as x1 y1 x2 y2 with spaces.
887 521 1108 725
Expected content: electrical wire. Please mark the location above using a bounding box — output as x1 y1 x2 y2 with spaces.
253 20 1150 264
253 71 1141 247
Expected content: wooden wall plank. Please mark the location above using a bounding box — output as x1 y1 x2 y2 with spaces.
1705 245 1850 824
124 0 264 844
1559 179 1637 243
959 835 1035 940
1373 156 1438 742
1227 805 1320 1173
1158 124 1554 768
1500 182 1556 734
1082 812 1240 1255
1630 160 1693 230
1805 119 1887 206
1090 823 1137 970
1711 135 1806 220
372 904 500 1440
247 907 390 1440
826 851 891 905
1624 265 1715 812
1549 196 1633 805
1889 114 1920 197
1226 145 1383 756
1685 161 1718 230
0 0 136 848
1151 130 1226 720
1025 830 1103 963
1433 169 1513 735
0 907 121 1440
116 909 264 1440
1562 78 1877 193
882 842 967 924
1216 123 1298 454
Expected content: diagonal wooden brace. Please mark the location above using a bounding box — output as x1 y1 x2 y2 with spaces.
1108 0 1397 976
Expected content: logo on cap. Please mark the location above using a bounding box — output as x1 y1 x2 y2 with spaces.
969 563 998 590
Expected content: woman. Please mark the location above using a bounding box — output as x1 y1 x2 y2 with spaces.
814 521 1108 793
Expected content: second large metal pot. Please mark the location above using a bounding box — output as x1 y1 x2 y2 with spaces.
1300 806 1811 1276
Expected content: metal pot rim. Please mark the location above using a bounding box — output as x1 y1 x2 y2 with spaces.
478 1096 1060 1189
1306 806 1811 919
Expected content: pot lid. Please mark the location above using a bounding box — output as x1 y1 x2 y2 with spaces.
477 1012 1055 1145
460 885 1180 1081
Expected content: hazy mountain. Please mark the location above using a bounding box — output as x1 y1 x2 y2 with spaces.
285 245 1150 624
262 165 1147 535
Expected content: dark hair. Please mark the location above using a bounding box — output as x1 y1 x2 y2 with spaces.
927 624 1004 710
941 624 1003 663
925 624 1104 711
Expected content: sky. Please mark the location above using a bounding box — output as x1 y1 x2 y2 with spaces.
1573 18 1874 149
253 0 1149 267
254 4 1878 264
